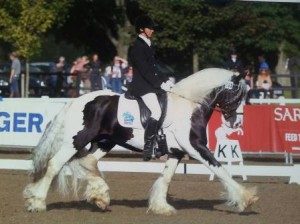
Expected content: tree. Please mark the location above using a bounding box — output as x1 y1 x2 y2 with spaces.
0 0 72 97
138 0 300 74
53 0 132 63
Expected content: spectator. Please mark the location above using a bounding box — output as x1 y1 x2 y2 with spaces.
258 55 269 72
89 54 102 91
244 69 254 105
225 49 244 74
122 66 133 91
71 56 89 96
9 52 21 98
288 56 300 98
104 56 128 93
55 56 66 97
257 68 273 98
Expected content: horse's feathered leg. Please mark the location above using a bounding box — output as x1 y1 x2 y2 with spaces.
85 149 110 210
175 126 258 212
148 156 181 215
23 144 77 212
63 149 110 211
56 148 111 211
23 102 77 212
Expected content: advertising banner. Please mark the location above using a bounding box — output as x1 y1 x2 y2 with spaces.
0 98 68 147
208 105 300 152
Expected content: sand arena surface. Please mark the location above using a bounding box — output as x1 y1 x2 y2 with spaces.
1 165 300 224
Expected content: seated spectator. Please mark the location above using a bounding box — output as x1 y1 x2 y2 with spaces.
245 69 254 90
256 68 273 98
244 69 254 104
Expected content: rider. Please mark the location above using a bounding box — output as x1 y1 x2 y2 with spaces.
129 15 174 161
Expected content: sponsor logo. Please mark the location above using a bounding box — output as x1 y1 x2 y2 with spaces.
122 112 134 125
274 107 300 122
0 112 43 133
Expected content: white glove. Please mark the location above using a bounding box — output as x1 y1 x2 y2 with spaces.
166 80 175 88
160 82 171 92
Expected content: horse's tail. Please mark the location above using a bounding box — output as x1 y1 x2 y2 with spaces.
31 102 72 182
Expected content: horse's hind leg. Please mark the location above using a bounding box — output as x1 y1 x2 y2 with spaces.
65 147 111 211
23 145 77 212
148 156 180 215
84 148 111 210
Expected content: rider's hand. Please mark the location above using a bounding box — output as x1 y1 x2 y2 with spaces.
160 82 171 92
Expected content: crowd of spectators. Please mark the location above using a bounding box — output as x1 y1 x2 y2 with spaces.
5 50 298 100
44 54 133 97
225 50 275 104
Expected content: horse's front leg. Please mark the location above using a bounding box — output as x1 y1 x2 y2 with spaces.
23 145 77 212
148 155 182 215
175 127 258 212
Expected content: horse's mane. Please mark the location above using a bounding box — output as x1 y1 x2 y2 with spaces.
171 68 234 102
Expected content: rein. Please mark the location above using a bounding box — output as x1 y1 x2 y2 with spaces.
169 80 243 115
168 90 223 113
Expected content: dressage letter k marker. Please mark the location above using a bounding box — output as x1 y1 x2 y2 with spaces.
218 145 226 158
231 145 239 158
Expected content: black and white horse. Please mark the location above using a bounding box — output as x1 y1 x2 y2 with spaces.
23 68 258 215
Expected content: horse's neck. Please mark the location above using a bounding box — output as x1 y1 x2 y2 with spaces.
200 92 218 124
168 93 216 128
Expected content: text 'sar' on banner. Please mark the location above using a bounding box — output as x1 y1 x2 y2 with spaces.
272 106 300 152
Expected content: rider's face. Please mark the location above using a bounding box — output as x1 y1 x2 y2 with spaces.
144 27 154 38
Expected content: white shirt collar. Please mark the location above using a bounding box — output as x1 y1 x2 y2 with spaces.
138 34 151 47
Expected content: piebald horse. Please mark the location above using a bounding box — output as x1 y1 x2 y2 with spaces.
23 68 258 215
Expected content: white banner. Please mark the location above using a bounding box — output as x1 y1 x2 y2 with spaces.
0 98 71 147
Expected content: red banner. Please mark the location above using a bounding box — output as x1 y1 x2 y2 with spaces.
208 105 300 152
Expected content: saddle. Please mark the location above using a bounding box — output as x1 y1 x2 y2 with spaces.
123 91 168 129
117 91 169 157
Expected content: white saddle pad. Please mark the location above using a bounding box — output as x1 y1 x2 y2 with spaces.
117 95 144 129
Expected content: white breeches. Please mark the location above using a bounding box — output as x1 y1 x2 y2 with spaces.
141 93 162 120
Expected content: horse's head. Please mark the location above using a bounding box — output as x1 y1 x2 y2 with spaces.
215 73 246 129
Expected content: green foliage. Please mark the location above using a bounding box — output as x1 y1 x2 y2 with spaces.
52 0 128 62
0 0 73 59
139 0 300 67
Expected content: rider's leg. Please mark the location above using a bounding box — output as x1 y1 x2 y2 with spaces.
141 93 161 161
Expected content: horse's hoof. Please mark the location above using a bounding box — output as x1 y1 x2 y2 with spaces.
244 195 259 211
95 199 108 211
25 198 46 212
148 204 177 216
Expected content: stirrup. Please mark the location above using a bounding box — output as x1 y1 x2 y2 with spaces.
143 141 154 161
155 129 168 158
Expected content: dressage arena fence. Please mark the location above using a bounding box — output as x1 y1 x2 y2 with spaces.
0 95 300 184
0 158 299 184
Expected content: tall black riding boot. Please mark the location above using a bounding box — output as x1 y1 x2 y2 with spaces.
143 117 158 161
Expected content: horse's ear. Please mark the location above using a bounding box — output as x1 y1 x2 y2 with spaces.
231 71 246 84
